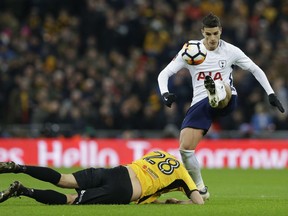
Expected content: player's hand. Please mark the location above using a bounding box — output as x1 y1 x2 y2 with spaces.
162 92 176 108
268 93 285 113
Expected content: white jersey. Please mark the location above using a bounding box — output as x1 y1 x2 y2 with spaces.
158 39 274 106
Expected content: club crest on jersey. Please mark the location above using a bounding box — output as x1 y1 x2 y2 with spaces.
218 60 226 68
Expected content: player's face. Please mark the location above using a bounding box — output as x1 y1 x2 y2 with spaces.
201 27 222 51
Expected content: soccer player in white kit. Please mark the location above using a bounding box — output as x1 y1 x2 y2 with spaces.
158 13 285 200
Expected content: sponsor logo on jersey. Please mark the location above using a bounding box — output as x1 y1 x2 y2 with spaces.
142 165 159 179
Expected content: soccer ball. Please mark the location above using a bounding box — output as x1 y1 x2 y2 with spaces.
181 40 207 65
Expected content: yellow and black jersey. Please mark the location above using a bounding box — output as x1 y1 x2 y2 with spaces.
127 150 197 204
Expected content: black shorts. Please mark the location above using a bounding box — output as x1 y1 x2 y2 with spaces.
181 95 237 133
72 166 133 204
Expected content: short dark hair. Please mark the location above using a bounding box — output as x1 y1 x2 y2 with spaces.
201 13 221 28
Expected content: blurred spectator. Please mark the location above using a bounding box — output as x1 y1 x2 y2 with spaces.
250 102 275 133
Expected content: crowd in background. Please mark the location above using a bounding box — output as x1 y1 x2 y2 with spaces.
0 0 287 138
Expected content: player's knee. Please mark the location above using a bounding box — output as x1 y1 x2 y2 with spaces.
180 140 193 150
180 141 197 150
180 128 203 150
217 83 232 109
217 98 229 108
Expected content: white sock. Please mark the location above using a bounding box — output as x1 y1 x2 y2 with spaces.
214 80 227 101
180 149 205 190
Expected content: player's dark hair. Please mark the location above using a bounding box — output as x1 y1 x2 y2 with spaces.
201 13 221 28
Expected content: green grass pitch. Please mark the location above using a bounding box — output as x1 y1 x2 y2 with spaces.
1 168 287 216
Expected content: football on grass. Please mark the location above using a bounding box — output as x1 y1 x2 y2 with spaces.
181 40 207 65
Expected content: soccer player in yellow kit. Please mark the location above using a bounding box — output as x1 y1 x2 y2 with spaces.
129 150 201 204
0 150 204 205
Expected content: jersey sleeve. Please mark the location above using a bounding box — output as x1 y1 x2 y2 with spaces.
179 171 198 199
232 46 254 70
233 46 274 95
157 51 186 95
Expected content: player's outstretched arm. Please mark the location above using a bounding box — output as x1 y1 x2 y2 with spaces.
152 198 193 204
152 198 179 204
268 93 285 113
152 198 191 204
152 198 204 205
152 191 204 205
